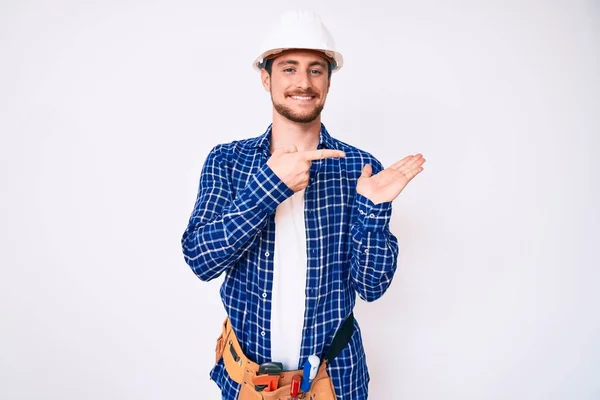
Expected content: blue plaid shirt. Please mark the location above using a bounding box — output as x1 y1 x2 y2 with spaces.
182 124 399 399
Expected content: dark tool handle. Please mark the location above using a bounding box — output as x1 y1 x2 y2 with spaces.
258 362 284 375
229 340 240 362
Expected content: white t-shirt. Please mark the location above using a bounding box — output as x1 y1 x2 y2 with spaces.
270 188 308 370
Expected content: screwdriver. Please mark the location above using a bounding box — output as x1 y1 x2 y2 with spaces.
290 374 302 398
300 355 320 393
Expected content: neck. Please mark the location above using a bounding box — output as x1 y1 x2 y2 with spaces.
270 111 321 153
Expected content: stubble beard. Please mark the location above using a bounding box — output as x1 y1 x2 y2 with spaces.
271 90 325 124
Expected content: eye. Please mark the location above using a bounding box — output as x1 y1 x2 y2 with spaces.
283 68 295 73
310 69 323 75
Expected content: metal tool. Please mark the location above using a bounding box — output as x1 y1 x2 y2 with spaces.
253 362 283 392
228 340 242 366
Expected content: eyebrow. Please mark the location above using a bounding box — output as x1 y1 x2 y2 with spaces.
276 60 327 68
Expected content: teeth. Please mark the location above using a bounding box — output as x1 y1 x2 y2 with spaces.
291 96 312 100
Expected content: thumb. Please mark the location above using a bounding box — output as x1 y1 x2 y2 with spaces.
360 164 373 178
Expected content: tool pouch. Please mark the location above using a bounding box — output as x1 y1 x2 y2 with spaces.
237 362 336 400
214 318 337 400
217 318 246 384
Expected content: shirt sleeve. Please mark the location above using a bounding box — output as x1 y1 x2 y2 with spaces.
349 159 400 302
181 145 293 281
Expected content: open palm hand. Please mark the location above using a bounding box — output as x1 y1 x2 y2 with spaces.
356 154 426 204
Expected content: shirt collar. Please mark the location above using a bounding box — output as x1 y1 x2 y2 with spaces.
247 123 338 151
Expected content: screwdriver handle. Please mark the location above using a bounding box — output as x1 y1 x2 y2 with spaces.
300 355 320 392
290 374 302 398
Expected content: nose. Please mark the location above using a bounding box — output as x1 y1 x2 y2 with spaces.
295 71 310 90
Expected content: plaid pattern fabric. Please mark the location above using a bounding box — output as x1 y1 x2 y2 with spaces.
182 124 399 399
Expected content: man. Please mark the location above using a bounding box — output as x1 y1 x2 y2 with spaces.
181 10 425 399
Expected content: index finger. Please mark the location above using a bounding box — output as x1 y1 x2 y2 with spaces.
301 149 346 161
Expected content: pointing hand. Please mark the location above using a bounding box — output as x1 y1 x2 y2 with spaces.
267 145 346 192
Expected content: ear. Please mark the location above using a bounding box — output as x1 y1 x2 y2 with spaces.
261 68 271 92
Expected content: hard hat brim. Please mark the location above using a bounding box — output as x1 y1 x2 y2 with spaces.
253 48 344 73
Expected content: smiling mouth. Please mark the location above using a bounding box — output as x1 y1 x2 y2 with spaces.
288 95 316 101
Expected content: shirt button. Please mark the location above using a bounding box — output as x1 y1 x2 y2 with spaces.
365 249 369 254
262 292 267 298
265 251 270 257
370 213 375 218
261 331 266 337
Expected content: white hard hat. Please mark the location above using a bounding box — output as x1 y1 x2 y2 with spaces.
253 10 344 73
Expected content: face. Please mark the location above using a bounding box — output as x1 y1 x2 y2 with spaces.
261 50 331 124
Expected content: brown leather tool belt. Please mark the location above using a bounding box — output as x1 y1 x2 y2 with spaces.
214 314 354 400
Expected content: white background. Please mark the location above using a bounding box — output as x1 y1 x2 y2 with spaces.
1 0 599 399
